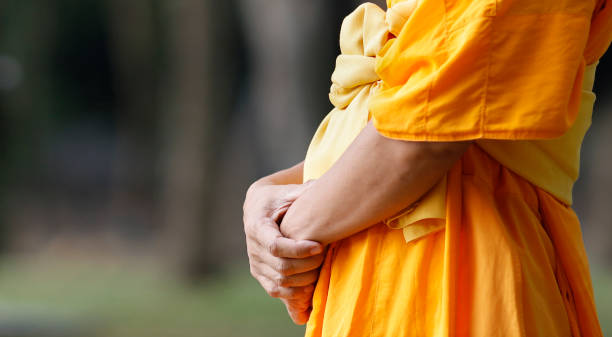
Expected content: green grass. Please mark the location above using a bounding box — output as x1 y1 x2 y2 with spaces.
0 258 610 337
0 259 305 337
592 266 612 336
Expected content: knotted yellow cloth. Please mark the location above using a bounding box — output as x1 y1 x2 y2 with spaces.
303 2 447 242
303 1 598 242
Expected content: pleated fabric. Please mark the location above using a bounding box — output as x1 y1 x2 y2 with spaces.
305 146 602 336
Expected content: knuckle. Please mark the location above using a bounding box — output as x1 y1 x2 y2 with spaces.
267 240 280 256
244 221 255 234
245 229 257 242
277 261 293 275
276 275 290 287
247 253 257 264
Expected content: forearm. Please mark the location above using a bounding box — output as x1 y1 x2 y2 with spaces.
280 122 470 245
252 161 304 188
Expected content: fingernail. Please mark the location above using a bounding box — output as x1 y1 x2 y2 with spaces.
310 246 322 254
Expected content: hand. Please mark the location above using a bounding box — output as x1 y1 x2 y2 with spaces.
243 181 324 324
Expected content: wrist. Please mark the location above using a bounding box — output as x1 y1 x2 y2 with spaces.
280 204 322 243
248 177 273 195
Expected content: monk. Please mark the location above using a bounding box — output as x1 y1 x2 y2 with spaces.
243 0 611 335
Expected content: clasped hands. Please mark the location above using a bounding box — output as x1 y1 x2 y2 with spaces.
243 180 324 325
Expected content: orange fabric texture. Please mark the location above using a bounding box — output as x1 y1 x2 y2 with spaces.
370 0 607 141
586 0 612 64
300 0 610 335
305 146 602 337
304 0 607 246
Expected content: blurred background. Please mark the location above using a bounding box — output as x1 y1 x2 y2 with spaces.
0 1 610 336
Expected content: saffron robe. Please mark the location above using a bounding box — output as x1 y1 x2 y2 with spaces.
302 0 611 336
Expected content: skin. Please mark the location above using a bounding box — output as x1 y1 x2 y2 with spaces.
243 162 324 324
243 121 470 324
280 122 470 244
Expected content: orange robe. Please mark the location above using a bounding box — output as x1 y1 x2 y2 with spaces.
303 0 612 336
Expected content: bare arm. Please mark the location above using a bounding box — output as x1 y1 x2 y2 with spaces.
250 161 304 187
280 122 470 244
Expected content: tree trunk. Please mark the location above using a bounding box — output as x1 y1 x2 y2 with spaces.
106 0 158 242
158 0 217 277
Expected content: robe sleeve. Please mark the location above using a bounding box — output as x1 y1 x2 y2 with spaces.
369 0 597 141
585 0 612 64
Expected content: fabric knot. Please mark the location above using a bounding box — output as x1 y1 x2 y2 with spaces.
329 1 418 109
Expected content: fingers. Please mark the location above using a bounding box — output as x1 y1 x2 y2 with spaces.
246 217 281 244
251 218 323 259
277 269 320 287
251 261 317 300
269 236 323 259
244 181 323 316
253 259 320 287
282 285 315 326
258 275 315 300
282 298 312 325
255 260 320 288
265 253 325 277
288 309 310 325
270 182 316 221
283 298 312 312
246 216 325 298
270 205 290 223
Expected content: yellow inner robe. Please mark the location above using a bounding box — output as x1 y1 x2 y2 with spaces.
302 0 611 336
